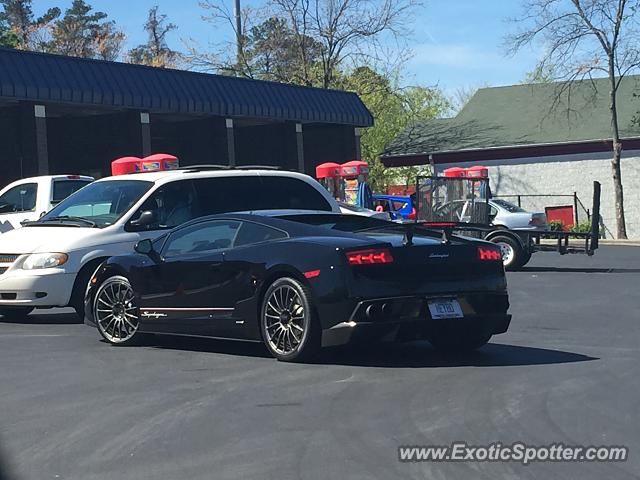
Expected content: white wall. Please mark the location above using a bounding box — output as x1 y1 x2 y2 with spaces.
453 150 640 238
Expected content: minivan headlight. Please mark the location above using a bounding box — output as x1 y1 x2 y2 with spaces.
21 253 69 270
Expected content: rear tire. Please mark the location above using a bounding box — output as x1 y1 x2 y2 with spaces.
0 307 34 320
260 277 320 362
428 330 491 353
489 235 525 271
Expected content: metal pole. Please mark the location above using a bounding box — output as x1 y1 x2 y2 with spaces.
573 191 579 225
234 0 242 66
591 181 601 248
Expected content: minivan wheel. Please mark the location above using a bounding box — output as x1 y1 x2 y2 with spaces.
94 275 140 345
260 277 320 362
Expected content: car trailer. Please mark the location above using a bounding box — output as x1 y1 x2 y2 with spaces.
414 176 601 270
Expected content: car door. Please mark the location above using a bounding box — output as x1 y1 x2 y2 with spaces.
0 182 38 232
136 219 242 335
136 218 288 339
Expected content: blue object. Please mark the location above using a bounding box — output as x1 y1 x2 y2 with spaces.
357 182 374 210
372 194 414 219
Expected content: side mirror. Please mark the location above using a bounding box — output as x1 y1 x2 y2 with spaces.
134 239 154 255
130 210 156 228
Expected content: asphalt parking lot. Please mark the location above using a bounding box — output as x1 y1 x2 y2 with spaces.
1 246 639 480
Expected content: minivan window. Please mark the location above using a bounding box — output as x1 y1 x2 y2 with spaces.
0 183 37 213
193 176 332 214
127 180 199 230
41 180 152 227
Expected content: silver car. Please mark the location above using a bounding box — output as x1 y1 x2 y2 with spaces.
490 199 548 231
434 198 547 231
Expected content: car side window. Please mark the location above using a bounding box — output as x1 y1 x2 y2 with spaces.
129 180 199 230
234 221 287 247
192 176 333 215
0 183 37 213
489 204 498 217
163 220 241 258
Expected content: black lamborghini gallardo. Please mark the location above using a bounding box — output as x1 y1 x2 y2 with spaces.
85 213 511 361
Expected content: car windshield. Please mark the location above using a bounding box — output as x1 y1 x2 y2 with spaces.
492 199 527 213
39 180 153 228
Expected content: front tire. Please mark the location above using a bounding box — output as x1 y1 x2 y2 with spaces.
94 275 141 346
260 277 320 362
0 307 34 320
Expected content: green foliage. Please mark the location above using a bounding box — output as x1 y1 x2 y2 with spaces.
43 0 124 60
0 0 59 49
337 66 450 192
548 219 563 231
127 6 179 68
570 220 593 234
0 13 17 47
522 63 557 84
239 17 322 85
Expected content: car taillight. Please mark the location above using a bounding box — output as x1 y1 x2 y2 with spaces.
477 246 502 261
346 248 394 265
529 215 546 225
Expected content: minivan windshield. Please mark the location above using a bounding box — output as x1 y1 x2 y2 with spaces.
39 180 153 228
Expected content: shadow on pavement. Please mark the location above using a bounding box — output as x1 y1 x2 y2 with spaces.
143 334 598 368
520 266 640 274
317 342 599 368
0 312 81 325
144 334 273 359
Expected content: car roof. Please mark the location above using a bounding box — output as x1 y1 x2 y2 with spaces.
94 169 312 184
5 174 94 184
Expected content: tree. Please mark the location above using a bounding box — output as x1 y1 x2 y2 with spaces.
242 17 323 84
522 63 557 83
338 67 450 191
192 0 417 88
0 15 18 47
127 6 180 68
0 0 59 50
508 0 640 239
45 0 124 60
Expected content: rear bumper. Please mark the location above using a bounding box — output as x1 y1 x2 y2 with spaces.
321 293 511 347
322 314 512 347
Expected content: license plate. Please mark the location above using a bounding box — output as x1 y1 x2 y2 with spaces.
428 299 464 319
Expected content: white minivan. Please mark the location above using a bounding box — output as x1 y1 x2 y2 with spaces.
0 167 340 319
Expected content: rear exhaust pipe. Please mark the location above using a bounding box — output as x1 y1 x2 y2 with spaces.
365 304 374 318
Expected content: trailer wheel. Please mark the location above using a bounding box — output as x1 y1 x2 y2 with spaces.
489 235 525 271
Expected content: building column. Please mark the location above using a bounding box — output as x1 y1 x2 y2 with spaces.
354 127 362 160
296 123 305 173
34 105 49 175
226 118 236 167
140 112 151 156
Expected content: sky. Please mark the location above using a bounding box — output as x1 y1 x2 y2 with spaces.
32 0 544 96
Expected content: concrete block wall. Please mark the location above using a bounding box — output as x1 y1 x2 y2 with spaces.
454 150 640 239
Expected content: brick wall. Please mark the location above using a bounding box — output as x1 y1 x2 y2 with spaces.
452 150 640 239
